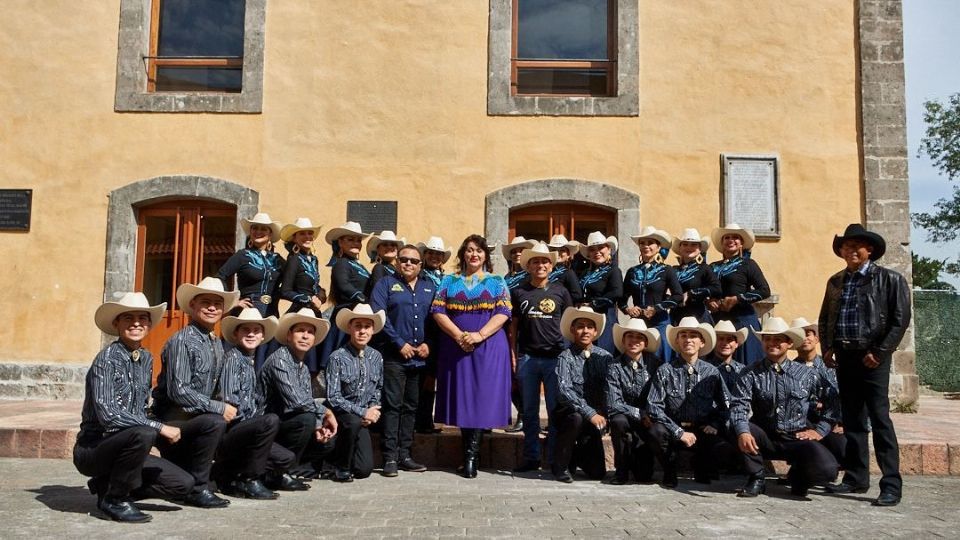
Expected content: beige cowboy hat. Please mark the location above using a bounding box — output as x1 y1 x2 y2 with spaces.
325 221 369 246
578 231 619 258
711 223 756 253
560 306 606 343
631 226 672 248
95 292 167 336
712 319 749 347
175 276 240 314
335 303 386 334
241 212 282 243
221 308 279 345
518 242 557 268
666 316 717 355
613 318 660 354
751 317 805 349
501 236 537 260
417 236 452 263
671 228 710 255
280 217 322 243
790 317 819 335
546 234 580 253
275 308 331 346
367 231 406 260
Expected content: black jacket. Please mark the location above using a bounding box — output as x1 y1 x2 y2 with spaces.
817 262 911 354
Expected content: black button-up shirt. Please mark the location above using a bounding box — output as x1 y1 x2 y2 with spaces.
217 347 263 422
153 321 227 418
555 346 614 418
370 274 436 364
259 345 327 427
606 352 662 421
79 341 162 438
647 358 731 439
326 344 384 417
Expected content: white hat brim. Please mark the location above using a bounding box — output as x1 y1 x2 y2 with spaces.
751 327 805 349
560 308 606 343
95 302 167 336
280 224 322 243
713 327 750 347
325 226 370 246
242 219 282 243
518 249 557 268
335 307 386 334
666 322 717 355
175 283 239 315
275 311 331 346
417 242 452 263
613 323 660 353
711 227 756 252
221 313 279 345
578 237 619 258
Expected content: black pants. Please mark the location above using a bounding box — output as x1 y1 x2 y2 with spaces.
275 411 336 466
836 348 902 494
819 431 847 465
381 361 421 462
215 414 280 480
552 407 606 479
608 414 655 480
156 413 227 494
332 410 375 478
738 423 840 490
74 426 193 500
648 422 726 477
415 357 437 430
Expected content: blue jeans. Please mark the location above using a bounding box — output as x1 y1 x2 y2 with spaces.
517 354 560 463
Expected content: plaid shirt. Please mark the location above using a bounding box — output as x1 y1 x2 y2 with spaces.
836 261 870 341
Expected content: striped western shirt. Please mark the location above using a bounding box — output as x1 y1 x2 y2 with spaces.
646 358 731 439
606 352 662 421
153 321 227 418
555 346 614 419
259 345 327 427
707 353 746 394
79 341 162 438
217 347 263 421
326 344 383 417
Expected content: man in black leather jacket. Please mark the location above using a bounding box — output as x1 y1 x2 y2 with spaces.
818 224 911 507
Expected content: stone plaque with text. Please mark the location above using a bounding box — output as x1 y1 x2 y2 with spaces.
721 155 779 238
0 189 32 231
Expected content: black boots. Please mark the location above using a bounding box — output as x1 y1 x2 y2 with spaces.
461 429 482 478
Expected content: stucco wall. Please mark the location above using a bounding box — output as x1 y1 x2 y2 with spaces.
0 1 861 365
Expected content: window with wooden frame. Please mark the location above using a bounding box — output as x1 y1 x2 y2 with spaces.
512 0 616 97
146 0 246 93
509 203 616 246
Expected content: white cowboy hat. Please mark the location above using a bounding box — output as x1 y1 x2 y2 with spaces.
631 226 672 248
560 306 606 343
501 236 537 260
790 317 819 335
325 221 369 246
671 228 710 255
417 236 452 263
518 242 557 268
711 223 756 253
367 231 406 260
666 316 717 355
751 317 805 349
221 308 279 345
95 292 167 336
613 318 660 354
241 213 282 243
334 303 386 334
712 319 749 347
578 231 619 258
546 234 580 253
280 217 322 243
275 308 331 346
175 276 240 314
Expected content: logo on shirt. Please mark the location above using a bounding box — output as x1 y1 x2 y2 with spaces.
538 298 557 314
391 284 403 292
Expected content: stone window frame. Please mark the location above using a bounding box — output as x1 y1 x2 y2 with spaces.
114 0 266 113
487 0 639 117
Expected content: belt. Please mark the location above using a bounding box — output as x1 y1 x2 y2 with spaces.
834 339 868 351
258 295 273 304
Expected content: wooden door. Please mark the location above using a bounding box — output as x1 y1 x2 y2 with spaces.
509 203 616 244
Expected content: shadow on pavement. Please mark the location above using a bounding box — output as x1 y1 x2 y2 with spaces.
28 485 94 515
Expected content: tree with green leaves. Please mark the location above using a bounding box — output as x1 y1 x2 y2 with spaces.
912 253 955 290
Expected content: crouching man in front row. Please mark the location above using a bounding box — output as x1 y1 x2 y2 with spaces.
75 293 194 523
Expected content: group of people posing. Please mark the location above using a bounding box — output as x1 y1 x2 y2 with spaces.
75 215 911 523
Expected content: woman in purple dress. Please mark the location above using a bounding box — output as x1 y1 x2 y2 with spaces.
431 234 512 478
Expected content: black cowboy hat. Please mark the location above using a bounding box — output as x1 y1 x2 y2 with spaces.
832 223 886 261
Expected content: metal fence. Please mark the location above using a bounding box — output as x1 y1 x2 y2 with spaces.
914 289 960 392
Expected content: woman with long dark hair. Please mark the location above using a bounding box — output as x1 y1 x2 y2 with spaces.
619 227 682 361
278 217 327 372
577 231 623 354
670 228 721 325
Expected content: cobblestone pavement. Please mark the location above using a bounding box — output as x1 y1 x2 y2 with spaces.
3 458 958 539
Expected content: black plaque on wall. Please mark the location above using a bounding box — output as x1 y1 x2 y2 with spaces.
346 201 398 234
0 189 32 231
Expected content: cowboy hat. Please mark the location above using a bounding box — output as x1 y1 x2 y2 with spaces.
241 213 282 243
671 228 710 255
275 308 331 346
711 224 756 253
221 308 279 345
613 318 660 353
631 226 672 248
560 306 606 343
280 217 322 243
578 231 619 258
95 292 167 336
712 319 749 346
666 316 716 355
546 234 580 253
367 230 406 260
334 303 386 334
789 317 818 335
751 317 805 349
325 221 369 246
831 223 886 261
518 242 557 268
417 236 452 263
501 236 537 260
175 277 240 314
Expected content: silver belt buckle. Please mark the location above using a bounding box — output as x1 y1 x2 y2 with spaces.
260 295 272 304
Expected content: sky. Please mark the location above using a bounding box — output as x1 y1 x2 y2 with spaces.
903 0 960 287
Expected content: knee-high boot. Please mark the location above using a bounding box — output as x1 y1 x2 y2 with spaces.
461 429 481 478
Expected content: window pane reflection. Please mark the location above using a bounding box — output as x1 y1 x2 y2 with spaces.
155 67 242 93
142 216 177 307
516 68 608 96
517 0 608 60
158 0 246 57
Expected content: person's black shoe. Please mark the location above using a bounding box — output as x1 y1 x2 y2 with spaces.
873 491 901 507
693 469 712 485
737 473 766 498
221 478 278 500
512 460 541 473
661 466 678 488
98 496 152 523
825 482 869 494
504 418 524 433
334 469 354 483
552 466 573 484
398 458 427 472
382 461 399 477
182 489 231 508
790 483 810 498
610 474 629 485
264 472 310 491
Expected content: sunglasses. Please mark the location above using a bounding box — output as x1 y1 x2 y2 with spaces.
398 256 422 265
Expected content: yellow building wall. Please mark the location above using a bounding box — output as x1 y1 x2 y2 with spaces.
0 1 861 364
